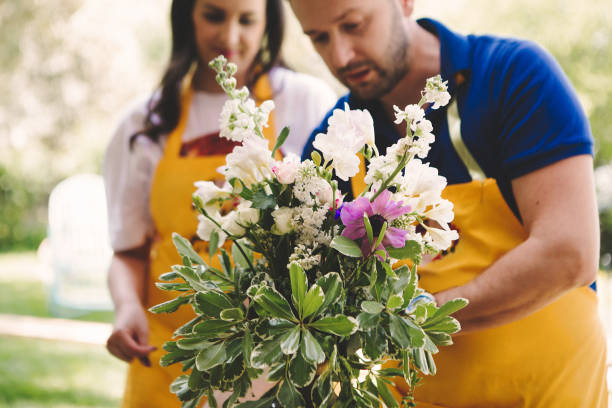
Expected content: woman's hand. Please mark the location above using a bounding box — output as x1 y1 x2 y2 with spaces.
106 302 156 366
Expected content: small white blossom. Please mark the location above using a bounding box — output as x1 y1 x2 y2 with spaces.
288 244 321 272
393 104 425 125
423 75 451 110
364 154 398 186
424 225 458 252
271 207 294 235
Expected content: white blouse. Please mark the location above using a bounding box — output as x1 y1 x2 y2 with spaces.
103 67 337 251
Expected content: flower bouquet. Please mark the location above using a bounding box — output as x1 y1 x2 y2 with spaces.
150 56 466 408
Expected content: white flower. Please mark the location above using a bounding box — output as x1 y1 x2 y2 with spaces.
423 75 451 110
328 103 375 147
422 198 455 226
315 181 334 206
197 213 227 246
364 154 398 186
223 135 274 186
222 211 245 236
218 98 275 142
272 154 300 184
424 225 458 252
271 207 294 235
236 205 259 226
396 159 447 199
193 181 232 211
313 103 375 181
393 104 425 125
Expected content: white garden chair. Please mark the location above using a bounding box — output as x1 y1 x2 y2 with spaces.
47 173 113 316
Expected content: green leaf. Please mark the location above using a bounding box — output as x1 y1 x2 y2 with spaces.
362 325 387 360
271 126 290 157
310 315 358 336
243 330 254 367
149 295 190 314
177 337 213 351
311 371 333 407
427 298 469 325
232 241 253 270
193 319 236 337
425 350 437 375
311 150 322 166
413 347 429 375
277 379 306 408
361 300 384 314
427 331 453 346
220 307 244 321
174 265 212 292
301 329 325 364
356 312 380 331
160 349 195 367
159 271 179 281
389 314 425 349
386 294 404 310
234 396 277 408
330 235 363 258
402 265 418 306
172 233 206 265
250 337 283 369
280 325 301 355
254 286 297 321
376 376 399 408
302 284 325 319
289 351 317 387
155 282 190 292
170 375 201 403
174 315 204 336
289 262 308 316
422 316 461 333
187 369 206 391
316 272 343 314
267 361 286 382
195 290 234 318
373 220 388 249
209 230 219 259
363 213 374 245
387 240 422 264
195 342 226 371
251 189 276 210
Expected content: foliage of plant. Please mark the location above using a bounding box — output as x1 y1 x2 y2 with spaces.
150 56 467 407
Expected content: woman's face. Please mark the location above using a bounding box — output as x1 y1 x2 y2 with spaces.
192 0 267 81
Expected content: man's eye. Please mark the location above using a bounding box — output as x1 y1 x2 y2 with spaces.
312 33 329 45
343 22 360 32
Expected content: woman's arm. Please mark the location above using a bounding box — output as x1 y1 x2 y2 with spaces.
106 245 156 366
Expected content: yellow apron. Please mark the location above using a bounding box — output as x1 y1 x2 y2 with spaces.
121 75 278 408
353 100 608 407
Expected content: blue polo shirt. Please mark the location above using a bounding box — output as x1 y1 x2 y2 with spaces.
302 18 593 220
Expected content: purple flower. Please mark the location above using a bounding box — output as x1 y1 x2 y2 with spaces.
340 190 411 256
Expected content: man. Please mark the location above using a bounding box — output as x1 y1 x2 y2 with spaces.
291 0 608 406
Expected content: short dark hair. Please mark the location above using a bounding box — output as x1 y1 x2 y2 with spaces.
133 0 285 145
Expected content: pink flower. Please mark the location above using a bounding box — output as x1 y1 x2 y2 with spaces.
340 190 411 256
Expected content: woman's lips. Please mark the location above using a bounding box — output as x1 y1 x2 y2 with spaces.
215 49 237 59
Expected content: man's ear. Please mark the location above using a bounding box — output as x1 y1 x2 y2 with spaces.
396 0 414 17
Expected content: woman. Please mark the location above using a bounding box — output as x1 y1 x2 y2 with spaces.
103 0 336 406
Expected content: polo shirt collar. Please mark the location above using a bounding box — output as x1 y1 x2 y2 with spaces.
417 18 472 94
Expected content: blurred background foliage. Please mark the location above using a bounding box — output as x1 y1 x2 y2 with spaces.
0 0 611 256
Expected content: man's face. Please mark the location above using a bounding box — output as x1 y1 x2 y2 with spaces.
291 0 411 100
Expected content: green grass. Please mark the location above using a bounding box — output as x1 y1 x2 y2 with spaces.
0 336 126 407
0 251 114 323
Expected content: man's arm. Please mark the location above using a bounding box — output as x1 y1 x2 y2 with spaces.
434 154 599 334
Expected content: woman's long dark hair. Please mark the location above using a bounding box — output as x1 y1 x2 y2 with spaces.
133 0 285 145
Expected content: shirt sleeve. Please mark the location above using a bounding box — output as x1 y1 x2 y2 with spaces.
103 102 162 252
493 40 593 179
270 67 339 157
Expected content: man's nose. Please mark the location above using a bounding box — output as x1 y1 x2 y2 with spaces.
329 35 356 71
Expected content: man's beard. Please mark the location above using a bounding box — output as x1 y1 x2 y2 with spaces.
337 15 410 100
